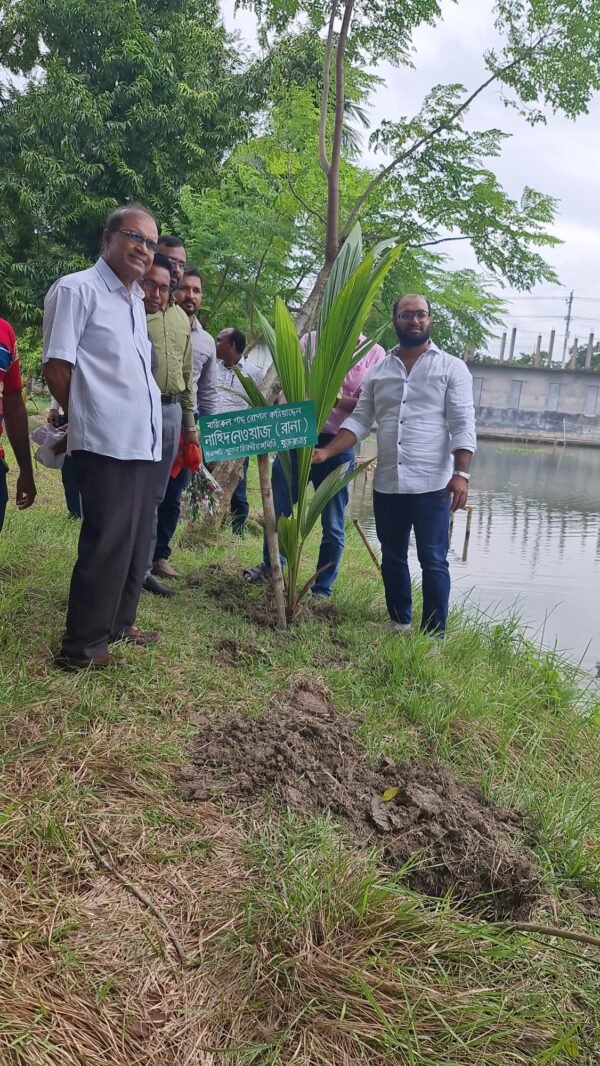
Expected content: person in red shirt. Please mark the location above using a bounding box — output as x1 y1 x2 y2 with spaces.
0 318 37 531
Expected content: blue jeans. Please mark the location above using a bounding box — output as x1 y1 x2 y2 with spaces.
373 488 451 634
231 457 250 535
0 457 8 533
155 467 188 562
262 433 355 597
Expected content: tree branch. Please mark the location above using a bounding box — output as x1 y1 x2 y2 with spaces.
319 3 338 176
340 40 547 241
412 235 473 248
331 0 355 178
287 165 327 226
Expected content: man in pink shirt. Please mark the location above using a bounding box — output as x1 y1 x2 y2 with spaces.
244 335 386 598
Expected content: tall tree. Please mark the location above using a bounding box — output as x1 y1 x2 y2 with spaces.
0 0 258 322
239 0 600 325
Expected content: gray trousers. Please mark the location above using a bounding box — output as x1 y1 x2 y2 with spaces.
146 401 182 574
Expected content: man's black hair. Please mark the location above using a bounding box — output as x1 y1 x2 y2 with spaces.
104 203 159 233
183 266 203 285
226 328 246 354
152 251 172 274
157 234 186 250
393 296 432 317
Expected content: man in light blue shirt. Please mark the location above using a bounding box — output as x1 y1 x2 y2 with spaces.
313 294 476 635
43 204 163 671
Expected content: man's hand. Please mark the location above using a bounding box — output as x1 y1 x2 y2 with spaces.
52 433 68 455
312 447 329 465
445 474 469 513
16 471 36 509
183 429 199 446
47 408 61 426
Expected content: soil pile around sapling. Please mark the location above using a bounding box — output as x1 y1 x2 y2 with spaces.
187 564 274 628
184 680 541 918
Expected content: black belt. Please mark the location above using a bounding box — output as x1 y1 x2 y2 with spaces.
161 393 181 405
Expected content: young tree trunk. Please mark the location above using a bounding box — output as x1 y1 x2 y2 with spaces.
257 452 287 630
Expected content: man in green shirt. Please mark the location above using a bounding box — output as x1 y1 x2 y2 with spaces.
142 252 198 596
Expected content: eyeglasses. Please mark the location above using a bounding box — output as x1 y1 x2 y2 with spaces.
166 256 186 271
141 279 170 296
397 310 430 322
118 229 158 253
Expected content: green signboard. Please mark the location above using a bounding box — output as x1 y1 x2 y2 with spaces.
199 400 317 463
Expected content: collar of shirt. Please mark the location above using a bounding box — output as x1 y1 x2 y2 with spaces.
95 257 144 302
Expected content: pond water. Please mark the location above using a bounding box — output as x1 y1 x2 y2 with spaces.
350 439 600 675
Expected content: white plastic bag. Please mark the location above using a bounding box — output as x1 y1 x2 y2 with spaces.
31 423 68 469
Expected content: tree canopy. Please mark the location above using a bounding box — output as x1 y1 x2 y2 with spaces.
2 0 600 356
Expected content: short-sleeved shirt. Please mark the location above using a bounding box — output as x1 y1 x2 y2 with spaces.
0 318 22 455
42 257 162 461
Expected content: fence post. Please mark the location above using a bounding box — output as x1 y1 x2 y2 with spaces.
499 332 507 362
568 337 578 370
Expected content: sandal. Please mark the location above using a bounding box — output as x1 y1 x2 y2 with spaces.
242 564 269 584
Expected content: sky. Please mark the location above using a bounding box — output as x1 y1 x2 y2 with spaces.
224 0 600 359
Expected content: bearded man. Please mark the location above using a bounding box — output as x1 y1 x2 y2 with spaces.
312 294 476 636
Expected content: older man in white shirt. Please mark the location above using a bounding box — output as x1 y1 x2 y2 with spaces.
313 294 476 635
43 204 163 670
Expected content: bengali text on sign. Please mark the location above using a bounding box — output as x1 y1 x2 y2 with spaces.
198 400 318 463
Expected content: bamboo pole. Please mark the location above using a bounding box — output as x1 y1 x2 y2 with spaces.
257 453 287 630
462 505 473 562
353 519 381 572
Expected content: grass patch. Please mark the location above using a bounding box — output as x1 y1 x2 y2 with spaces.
0 447 599 1063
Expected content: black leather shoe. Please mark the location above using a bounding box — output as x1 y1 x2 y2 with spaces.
143 574 176 597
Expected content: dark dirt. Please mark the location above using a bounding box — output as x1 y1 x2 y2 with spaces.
187 564 340 628
187 564 274 628
183 679 541 918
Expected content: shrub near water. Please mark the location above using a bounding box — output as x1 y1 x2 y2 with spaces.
0 454 599 1063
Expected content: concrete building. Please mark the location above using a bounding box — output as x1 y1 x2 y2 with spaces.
469 364 600 445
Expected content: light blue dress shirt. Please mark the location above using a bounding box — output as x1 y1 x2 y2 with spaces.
342 342 476 494
43 257 162 461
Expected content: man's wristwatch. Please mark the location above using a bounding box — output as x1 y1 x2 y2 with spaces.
453 471 471 482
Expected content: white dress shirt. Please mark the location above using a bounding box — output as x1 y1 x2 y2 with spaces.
43 257 162 461
216 357 265 414
342 342 476 494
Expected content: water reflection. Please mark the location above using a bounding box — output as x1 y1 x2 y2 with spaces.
350 440 600 673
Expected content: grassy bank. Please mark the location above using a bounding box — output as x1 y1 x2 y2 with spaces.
1 448 600 1065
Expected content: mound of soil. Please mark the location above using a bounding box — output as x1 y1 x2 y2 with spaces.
187 565 274 628
183 680 540 918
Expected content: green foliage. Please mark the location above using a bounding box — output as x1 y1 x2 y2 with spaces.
244 225 401 619
0 0 255 323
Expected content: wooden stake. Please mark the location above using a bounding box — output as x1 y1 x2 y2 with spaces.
353 519 381 572
257 453 287 630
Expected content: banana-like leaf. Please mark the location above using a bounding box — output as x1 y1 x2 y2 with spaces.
274 298 306 405
231 366 267 409
277 513 298 564
310 243 404 431
300 459 374 541
317 224 363 341
256 308 277 368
